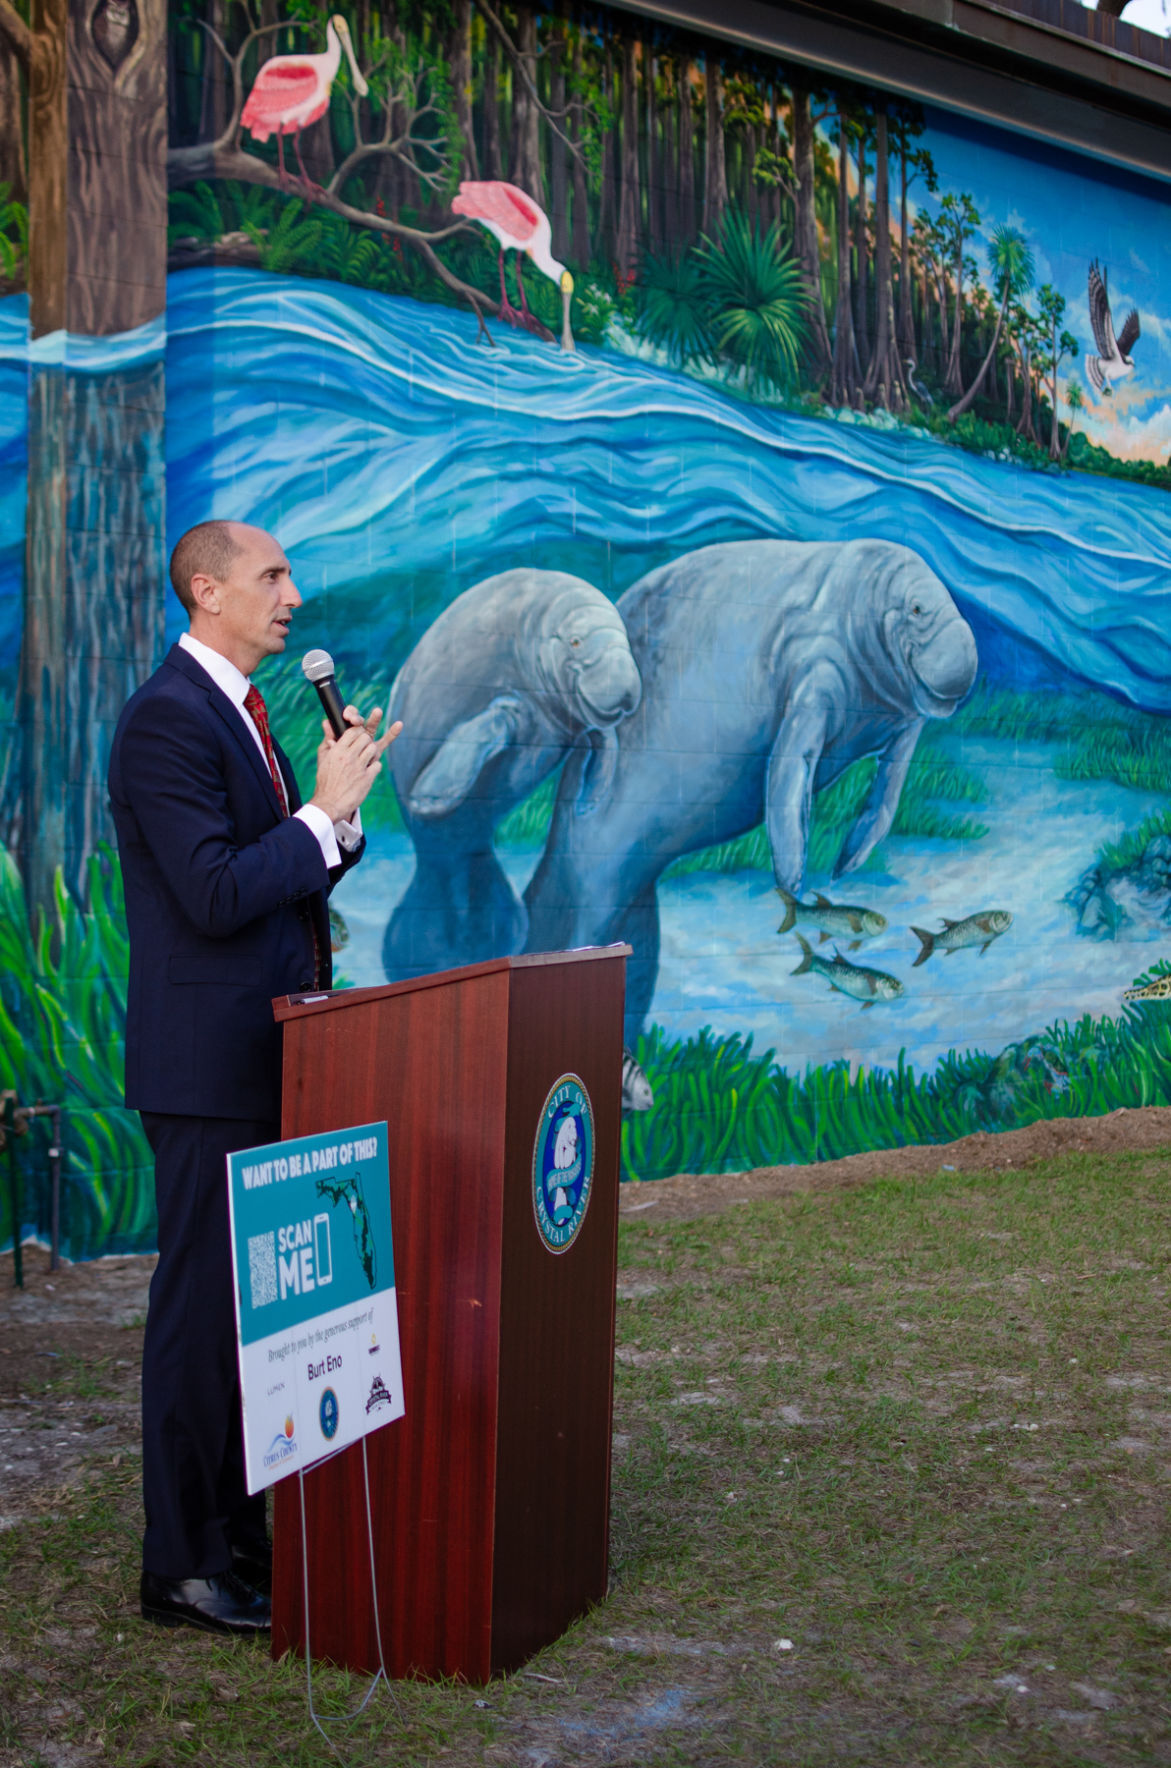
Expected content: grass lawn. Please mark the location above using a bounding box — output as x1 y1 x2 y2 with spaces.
3 1148 1171 1764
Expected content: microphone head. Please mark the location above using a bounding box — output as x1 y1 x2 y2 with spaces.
302 649 335 684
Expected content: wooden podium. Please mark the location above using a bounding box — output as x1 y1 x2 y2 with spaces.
269 946 629 1682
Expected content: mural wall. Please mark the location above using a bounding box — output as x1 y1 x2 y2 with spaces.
3 0 1171 1256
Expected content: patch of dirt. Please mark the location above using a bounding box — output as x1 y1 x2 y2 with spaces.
0 1249 152 1527
620 1104 1171 1223
5 1118 1171 1766
3 1105 1169 1515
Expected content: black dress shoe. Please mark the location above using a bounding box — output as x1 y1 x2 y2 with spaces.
231 1542 273 1595
140 1569 271 1635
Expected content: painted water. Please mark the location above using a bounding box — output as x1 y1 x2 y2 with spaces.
333 734 1167 1075
4 271 1171 702
4 271 1171 1078
159 271 1171 706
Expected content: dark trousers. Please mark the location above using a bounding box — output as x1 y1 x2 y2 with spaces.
140 1112 277 1578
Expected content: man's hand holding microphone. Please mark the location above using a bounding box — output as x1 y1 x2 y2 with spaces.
302 649 403 824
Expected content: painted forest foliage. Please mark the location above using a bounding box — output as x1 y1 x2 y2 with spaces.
166 0 1166 484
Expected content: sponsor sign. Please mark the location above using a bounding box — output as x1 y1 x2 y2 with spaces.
227 1121 404 1492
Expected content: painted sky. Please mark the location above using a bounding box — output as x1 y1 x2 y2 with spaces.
1088 0 1170 33
915 107 1171 462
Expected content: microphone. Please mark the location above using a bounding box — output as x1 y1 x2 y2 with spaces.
301 649 349 738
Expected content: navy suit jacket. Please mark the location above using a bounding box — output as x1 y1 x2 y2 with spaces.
108 644 364 1121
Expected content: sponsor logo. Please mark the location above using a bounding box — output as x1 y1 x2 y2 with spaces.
319 1386 340 1441
366 1373 394 1415
263 1414 297 1470
265 1378 286 1400
368 1332 380 1356
532 1074 594 1254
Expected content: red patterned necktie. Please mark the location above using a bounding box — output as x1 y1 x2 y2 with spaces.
245 683 323 987
244 684 289 815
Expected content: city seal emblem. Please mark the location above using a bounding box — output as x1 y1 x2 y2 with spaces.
532 1074 595 1253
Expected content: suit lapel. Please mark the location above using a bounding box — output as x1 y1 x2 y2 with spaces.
164 645 288 821
272 736 302 814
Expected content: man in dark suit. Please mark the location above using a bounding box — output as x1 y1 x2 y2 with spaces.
108 520 399 1635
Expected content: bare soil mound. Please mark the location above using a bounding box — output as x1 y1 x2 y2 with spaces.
619 1104 1171 1223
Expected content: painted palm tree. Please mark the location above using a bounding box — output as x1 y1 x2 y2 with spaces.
947 224 1034 423
696 213 810 390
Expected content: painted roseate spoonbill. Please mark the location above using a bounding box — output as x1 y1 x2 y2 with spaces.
241 14 367 195
451 181 574 351
1086 259 1141 397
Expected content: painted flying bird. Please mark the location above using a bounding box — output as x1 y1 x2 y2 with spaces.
241 14 367 195
451 180 575 351
1086 259 1140 398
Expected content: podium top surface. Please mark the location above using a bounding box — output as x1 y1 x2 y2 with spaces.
272 944 632 1022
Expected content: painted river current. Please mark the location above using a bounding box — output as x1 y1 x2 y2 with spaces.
3 271 1171 1072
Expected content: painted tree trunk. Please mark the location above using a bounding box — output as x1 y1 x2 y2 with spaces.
935 267 950 373
615 35 639 279
7 363 166 908
763 89 782 230
853 137 870 376
897 154 914 362
482 29 501 180
701 54 726 237
195 0 230 145
660 66 676 244
946 246 965 395
28 0 66 336
948 285 1009 422
596 42 615 259
508 9 542 204
862 107 904 410
300 111 335 193
1017 347 1036 441
1 39 28 202
645 48 657 254
548 2 567 261
569 29 589 268
791 83 830 373
831 118 855 408
4 0 167 913
701 55 727 236
677 56 695 243
451 0 478 181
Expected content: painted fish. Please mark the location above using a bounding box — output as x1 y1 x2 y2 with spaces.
910 910 1012 967
622 1047 654 1113
1122 971 1171 1003
776 887 887 951
791 934 904 1009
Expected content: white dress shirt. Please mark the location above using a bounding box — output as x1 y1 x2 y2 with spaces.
178 632 361 870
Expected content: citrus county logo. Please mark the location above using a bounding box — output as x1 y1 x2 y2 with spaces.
263 1414 297 1470
532 1074 594 1253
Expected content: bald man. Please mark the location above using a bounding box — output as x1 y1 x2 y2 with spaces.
108 521 400 1635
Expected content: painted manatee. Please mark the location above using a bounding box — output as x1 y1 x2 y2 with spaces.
522 539 977 1038
383 569 642 979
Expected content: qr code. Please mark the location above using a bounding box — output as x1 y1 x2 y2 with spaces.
248 1232 277 1308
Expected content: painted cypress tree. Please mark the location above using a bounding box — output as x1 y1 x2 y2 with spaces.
862 102 907 410
701 53 727 236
